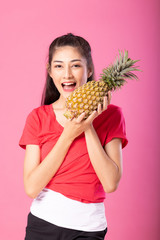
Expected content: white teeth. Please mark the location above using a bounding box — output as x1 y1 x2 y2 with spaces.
63 82 75 86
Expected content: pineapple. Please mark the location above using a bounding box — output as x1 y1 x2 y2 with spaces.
64 50 140 119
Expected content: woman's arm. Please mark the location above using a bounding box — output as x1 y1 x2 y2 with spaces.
23 133 73 199
84 93 122 193
85 125 123 193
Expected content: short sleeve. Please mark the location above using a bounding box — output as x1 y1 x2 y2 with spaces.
19 109 40 149
104 106 128 148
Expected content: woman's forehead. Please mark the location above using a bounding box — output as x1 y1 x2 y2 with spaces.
52 46 86 62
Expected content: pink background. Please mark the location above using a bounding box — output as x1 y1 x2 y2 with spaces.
0 0 159 239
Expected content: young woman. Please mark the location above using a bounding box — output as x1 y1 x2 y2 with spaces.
19 33 128 240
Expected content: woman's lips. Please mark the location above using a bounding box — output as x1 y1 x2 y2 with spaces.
62 82 76 92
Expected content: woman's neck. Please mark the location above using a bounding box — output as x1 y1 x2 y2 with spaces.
52 96 66 110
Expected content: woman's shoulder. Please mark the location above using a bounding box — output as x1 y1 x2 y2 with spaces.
29 104 52 116
106 104 122 114
26 104 53 123
100 104 123 120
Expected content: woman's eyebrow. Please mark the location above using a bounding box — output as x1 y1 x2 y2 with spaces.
53 60 63 63
71 59 82 62
53 59 82 63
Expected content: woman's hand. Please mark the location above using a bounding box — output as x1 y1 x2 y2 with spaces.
63 91 111 141
97 91 111 115
63 111 95 141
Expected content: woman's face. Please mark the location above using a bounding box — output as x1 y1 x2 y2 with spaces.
49 46 92 100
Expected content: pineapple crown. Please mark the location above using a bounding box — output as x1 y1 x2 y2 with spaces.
99 50 140 90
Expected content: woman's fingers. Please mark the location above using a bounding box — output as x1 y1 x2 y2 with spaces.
86 110 98 123
75 112 86 123
103 96 108 111
97 103 102 115
97 94 109 115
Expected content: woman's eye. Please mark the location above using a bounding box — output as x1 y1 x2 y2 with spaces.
72 64 81 68
55 65 62 68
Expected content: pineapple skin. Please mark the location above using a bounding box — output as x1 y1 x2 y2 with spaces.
64 80 108 119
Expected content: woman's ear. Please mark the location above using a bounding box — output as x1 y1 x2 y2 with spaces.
87 69 93 78
46 63 51 75
47 63 53 79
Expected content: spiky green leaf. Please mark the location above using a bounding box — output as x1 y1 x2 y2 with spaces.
99 50 140 90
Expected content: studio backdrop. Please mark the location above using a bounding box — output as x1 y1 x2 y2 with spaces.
0 0 159 239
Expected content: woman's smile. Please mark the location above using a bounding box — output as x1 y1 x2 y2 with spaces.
61 81 77 92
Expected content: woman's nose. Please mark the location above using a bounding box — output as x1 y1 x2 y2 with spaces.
64 66 73 79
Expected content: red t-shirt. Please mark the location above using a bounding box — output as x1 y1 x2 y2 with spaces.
19 104 128 203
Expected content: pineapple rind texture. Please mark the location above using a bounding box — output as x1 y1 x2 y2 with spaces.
64 80 108 119
64 50 140 119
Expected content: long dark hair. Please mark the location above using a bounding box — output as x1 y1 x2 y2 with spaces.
41 33 95 105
